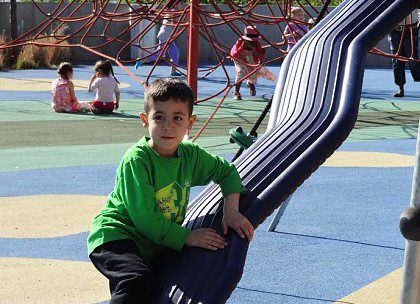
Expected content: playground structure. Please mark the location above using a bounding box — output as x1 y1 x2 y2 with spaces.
1 0 419 140
0 1 420 304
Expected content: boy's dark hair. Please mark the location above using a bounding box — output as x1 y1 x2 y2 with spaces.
57 62 73 79
94 60 120 84
144 78 194 116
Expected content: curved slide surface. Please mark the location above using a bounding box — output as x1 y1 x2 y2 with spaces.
154 0 419 303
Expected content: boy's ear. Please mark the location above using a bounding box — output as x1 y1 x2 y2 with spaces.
139 112 148 127
188 115 197 130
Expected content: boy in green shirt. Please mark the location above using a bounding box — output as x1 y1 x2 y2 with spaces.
87 78 254 303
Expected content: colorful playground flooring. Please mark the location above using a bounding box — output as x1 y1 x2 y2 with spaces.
0 65 419 303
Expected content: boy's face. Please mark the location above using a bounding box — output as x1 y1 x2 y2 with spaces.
140 98 196 158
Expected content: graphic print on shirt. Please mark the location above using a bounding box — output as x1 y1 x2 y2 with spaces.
155 181 190 223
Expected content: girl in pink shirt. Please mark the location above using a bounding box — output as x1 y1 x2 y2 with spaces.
51 62 91 113
88 60 121 114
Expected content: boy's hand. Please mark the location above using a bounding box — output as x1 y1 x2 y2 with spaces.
185 228 227 250
222 209 254 241
222 193 254 241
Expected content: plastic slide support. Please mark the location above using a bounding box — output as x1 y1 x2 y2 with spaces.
229 127 257 149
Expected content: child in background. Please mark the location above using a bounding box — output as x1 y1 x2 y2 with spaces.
88 78 254 303
284 7 308 51
307 17 316 30
88 60 120 114
135 0 182 77
51 62 91 113
230 25 276 100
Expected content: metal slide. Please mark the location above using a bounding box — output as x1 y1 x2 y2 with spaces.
154 0 419 302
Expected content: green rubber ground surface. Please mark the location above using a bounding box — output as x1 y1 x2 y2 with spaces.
0 98 419 171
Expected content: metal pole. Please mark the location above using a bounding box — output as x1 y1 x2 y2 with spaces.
400 120 420 304
267 195 293 232
187 0 199 100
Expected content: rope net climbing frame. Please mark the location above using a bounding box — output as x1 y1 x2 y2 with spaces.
1 0 418 139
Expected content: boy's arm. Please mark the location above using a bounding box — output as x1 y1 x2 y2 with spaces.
191 144 247 197
190 143 253 241
222 192 254 241
117 158 189 251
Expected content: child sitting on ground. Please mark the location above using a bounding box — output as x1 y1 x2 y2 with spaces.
230 25 276 100
284 7 309 51
51 62 91 113
87 78 254 303
88 60 120 114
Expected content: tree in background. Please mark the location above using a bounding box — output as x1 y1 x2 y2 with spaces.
10 0 19 65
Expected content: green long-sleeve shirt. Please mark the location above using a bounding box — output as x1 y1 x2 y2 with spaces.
87 136 247 263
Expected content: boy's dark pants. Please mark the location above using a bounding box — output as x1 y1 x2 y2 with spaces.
90 239 158 304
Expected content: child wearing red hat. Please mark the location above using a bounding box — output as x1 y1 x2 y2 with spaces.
230 25 275 100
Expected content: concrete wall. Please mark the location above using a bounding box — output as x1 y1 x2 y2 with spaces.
0 2 131 62
0 2 393 67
